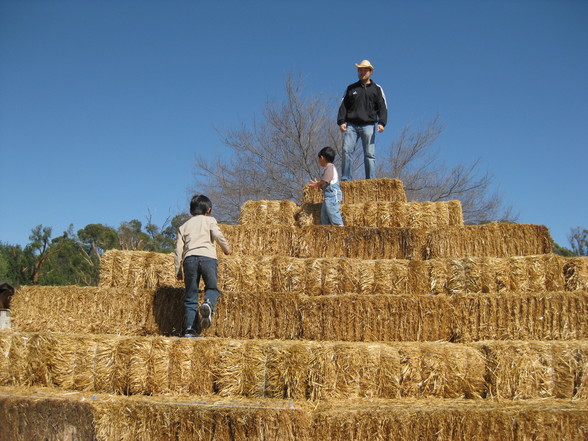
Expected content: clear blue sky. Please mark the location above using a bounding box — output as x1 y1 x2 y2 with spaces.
1 0 586 249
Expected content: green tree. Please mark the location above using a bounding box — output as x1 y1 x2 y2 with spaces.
157 213 191 252
27 225 69 285
37 234 98 286
552 242 577 257
568 227 588 256
118 213 190 253
117 220 150 251
0 242 34 286
78 224 120 261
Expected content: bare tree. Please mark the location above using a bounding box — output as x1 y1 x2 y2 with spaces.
193 76 514 224
193 75 340 222
378 115 516 223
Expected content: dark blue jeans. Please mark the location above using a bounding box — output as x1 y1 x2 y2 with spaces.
183 255 220 331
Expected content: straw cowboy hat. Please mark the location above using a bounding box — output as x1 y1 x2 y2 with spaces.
355 60 374 70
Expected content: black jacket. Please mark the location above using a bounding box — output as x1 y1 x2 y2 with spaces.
337 80 388 127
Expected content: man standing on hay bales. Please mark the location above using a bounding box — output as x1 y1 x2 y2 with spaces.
337 59 388 181
174 195 231 337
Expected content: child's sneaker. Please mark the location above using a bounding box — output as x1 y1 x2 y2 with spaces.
183 328 199 338
199 300 213 329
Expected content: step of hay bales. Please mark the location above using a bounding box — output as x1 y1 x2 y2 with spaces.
10 287 301 338
10 286 587 341
302 291 588 343
99 250 588 296
303 178 407 204
219 223 553 260
297 200 464 228
238 200 463 228
0 332 486 399
1 332 587 401
1 386 586 441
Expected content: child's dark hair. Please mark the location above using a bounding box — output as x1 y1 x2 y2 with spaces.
190 194 212 215
318 146 336 163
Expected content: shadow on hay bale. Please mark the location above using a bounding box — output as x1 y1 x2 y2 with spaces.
0 281 14 309
152 287 184 336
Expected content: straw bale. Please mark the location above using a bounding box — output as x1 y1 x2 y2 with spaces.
423 254 580 295
298 200 463 228
564 257 588 291
220 225 301 257
313 398 588 441
310 342 484 400
300 294 453 342
324 223 549 259
300 291 588 343
270 256 303 294
395 342 485 398
0 386 96 441
302 178 407 204
0 386 313 441
99 250 180 289
1 332 32 385
11 285 185 336
423 223 553 260
93 393 312 441
453 291 588 342
49 334 118 392
477 340 588 399
238 200 299 226
407 260 430 294
214 340 485 401
212 291 301 340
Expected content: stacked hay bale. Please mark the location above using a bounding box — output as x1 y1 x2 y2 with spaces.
2 178 587 440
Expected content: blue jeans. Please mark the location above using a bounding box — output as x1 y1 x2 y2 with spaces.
182 255 220 331
341 123 376 181
321 183 344 225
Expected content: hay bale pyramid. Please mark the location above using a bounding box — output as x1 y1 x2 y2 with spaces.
2 178 587 440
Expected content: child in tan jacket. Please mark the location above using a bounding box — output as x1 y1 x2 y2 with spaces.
175 195 231 337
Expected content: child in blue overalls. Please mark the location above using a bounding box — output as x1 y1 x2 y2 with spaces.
309 147 344 226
